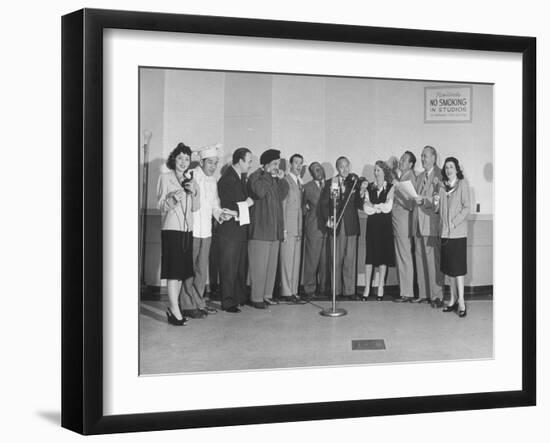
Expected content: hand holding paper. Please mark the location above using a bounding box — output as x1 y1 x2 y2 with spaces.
236 201 250 226
397 180 419 200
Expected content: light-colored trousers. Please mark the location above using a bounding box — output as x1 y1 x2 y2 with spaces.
181 237 211 310
279 236 302 297
302 234 328 296
328 224 357 296
394 235 415 298
415 235 443 301
248 239 280 303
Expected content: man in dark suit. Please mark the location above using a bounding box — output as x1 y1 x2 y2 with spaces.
319 156 363 299
217 147 254 313
302 162 328 299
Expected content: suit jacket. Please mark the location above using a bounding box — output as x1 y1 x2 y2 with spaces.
217 165 248 242
282 174 303 237
247 168 289 241
319 176 362 236
392 169 416 238
303 179 326 238
414 165 442 237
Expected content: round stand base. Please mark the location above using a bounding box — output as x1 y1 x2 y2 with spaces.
320 308 348 317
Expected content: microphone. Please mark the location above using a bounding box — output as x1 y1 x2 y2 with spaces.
330 178 340 199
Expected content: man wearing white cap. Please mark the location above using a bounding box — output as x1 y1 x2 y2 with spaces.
181 144 228 318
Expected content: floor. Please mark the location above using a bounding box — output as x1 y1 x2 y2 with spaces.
139 297 493 375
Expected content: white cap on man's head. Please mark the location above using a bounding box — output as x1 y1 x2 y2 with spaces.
196 143 222 160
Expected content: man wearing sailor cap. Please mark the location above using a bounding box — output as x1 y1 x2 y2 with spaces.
180 143 229 318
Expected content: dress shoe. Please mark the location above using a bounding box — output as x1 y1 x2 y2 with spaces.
393 296 412 303
202 306 218 314
431 299 444 308
376 295 384 302
224 306 241 313
442 302 458 312
458 305 467 317
252 301 267 309
166 307 187 326
183 309 207 319
264 298 279 306
411 298 430 304
288 295 306 305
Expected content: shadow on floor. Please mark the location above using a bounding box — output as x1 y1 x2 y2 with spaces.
36 410 60 426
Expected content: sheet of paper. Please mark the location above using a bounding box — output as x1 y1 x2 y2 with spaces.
398 180 419 200
236 201 250 226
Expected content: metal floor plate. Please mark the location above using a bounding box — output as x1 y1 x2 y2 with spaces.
351 339 386 350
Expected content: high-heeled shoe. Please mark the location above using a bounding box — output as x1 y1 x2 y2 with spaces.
166 307 187 326
458 306 467 317
442 302 458 312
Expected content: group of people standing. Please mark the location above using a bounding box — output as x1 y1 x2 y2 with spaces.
156 142 471 326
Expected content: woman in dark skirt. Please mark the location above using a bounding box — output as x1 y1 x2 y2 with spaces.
435 157 470 317
157 142 200 325
360 160 395 301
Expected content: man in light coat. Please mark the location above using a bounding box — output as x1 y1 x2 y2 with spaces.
280 154 306 304
181 144 227 318
412 145 444 307
392 151 417 303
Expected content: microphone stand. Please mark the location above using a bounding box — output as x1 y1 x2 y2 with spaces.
320 178 359 318
140 130 157 300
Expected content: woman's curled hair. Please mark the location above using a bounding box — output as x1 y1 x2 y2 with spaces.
374 160 394 185
166 142 192 170
441 156 465 182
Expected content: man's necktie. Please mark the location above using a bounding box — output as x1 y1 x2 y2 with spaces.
241 173 248 195
421 173 428 194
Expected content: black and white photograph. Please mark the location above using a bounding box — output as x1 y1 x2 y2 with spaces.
3 0 547 441
138 68 494 375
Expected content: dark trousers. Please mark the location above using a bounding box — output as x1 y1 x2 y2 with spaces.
302 234 328 296
219 236 248 309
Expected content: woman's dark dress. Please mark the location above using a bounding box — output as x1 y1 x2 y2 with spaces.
365 183 395 266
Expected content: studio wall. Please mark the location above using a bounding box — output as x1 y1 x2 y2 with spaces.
139 67 493 288
141 68 493 212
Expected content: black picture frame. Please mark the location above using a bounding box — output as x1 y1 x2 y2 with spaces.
61 8 536 435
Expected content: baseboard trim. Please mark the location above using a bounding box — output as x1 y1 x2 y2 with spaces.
140 284 493 300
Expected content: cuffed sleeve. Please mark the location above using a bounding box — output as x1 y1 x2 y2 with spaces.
363 192 377 215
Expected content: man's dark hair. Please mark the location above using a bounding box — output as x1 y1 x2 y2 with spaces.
289 153 304 165
232 147 251 165
308 161 321 175
441 156 465 181
404 150 417 168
